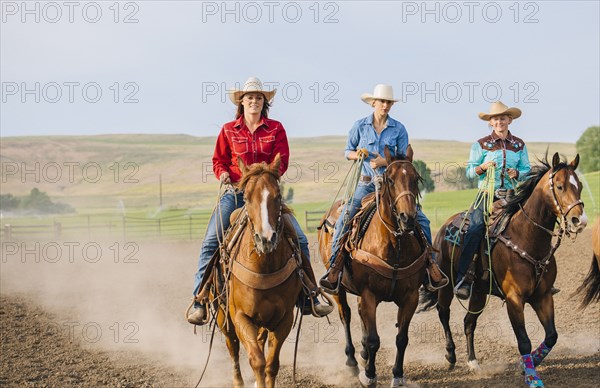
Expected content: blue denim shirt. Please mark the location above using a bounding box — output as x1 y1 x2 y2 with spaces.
345 115 409 177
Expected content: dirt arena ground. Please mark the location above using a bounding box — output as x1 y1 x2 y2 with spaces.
1 227 598 387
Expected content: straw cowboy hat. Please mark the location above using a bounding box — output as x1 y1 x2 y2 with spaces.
479 101 522 121
228 77 276 105
361 84 400 105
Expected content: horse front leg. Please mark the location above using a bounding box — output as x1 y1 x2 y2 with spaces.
217 308 244 387
464 288 487 372
264 312 293 388
234 313 266 388
530 293 557 367
506 295 542 387
391 290 419 387
437 283 457 367
336 289 358 368
357 292 379 387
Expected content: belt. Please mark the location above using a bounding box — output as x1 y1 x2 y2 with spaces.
360 176 372 182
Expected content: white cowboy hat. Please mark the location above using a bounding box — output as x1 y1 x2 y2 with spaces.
479 101 522 121
227 77 276 105
361 84 399 105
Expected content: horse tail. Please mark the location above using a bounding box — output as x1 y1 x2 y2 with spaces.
574 253 600 309
417 285 438 313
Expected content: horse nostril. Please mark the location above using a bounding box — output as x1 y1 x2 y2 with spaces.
571 216 580 226
271 232 277 244
399 213 409 223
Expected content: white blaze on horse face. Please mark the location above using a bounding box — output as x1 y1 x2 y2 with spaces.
402 169 407 175
569 173 580 190
260 188 275 240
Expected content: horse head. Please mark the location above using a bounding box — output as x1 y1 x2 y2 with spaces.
545 152 587 234
382 144 421 233
238 154 283 255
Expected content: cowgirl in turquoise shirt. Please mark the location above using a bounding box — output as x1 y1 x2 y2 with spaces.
454 101 531 299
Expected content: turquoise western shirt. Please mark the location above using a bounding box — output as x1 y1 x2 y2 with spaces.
466 131 530 190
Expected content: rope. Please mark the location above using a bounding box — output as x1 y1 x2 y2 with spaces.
331 153 367 231
193 314 218 388
449 165 496 315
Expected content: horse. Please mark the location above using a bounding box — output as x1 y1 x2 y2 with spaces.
208 154 303 388
574 218 600 308
419 153 587 387
318 145 429 387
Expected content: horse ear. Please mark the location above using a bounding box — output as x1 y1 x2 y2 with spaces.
552 152 560 169
570 154 580 170
270 153 282 176
405 144 414 162
384 146 392 165
237 156 248 175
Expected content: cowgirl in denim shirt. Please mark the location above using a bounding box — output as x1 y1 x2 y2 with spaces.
320 84 447 293
453 101 531 299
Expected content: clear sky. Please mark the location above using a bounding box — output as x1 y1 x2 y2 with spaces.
1 0 599 142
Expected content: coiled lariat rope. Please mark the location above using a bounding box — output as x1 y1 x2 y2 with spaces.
327 153 367 228
449 165 496 314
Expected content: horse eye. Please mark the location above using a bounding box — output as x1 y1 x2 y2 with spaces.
557 185 563 191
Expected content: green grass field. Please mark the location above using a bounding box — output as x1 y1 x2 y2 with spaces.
1 135 597 240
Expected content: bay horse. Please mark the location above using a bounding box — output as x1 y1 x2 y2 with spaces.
574 218 600 308
209 155 303 388
318 145 429 387
419 153 587 387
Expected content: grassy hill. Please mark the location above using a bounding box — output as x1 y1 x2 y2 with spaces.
0 134 581 212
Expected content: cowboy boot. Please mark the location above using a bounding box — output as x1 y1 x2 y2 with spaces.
424 250 449 291
299 252 334 317
187 304 208 325
319 251 345 295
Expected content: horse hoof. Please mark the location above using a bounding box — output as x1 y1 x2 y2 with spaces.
391 376 407 387
467 359 482 372
445 353 456 365
525 374 544 387
358 370 377 387
346 357 358 368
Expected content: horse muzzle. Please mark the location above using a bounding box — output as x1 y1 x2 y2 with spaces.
397 212 415 232
253 232 278 254
567 212 588 234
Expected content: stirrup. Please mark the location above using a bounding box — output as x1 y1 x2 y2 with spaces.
453 278 472 300
319 270 343 295
426 268 449 291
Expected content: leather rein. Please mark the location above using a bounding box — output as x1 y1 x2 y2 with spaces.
498 165 584 286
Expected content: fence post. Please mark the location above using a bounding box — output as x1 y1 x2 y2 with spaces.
304 210 308 231
54 222 62 239
4 224 11 240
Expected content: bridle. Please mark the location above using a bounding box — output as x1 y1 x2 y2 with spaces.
507 165 585 285
548 166 584 228
242 172 284 253
376 160 420 237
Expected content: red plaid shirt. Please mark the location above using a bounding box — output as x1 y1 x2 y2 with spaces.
212 116 290 183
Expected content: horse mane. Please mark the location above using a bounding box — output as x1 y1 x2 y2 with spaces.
239 162 292 215
503 153 568 217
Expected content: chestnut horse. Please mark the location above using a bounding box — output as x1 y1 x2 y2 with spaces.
574 218 600 308
318 146 429 387
419 153 587 387
210 155 303 388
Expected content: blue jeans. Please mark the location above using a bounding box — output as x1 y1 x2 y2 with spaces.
193 189 310 299
328 181 432 265
457 192 487 281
